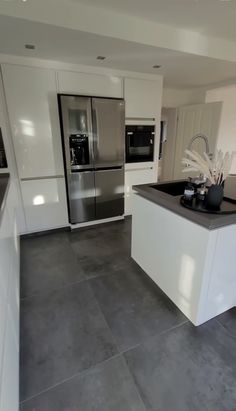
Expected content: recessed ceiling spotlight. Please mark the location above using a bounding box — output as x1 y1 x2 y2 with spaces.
153 65 162 69
25 44 35 50
96 56 106 60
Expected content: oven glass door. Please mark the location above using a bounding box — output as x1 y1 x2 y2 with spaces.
126 127 154 163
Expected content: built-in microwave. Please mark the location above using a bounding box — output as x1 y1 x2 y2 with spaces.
125 125 155 163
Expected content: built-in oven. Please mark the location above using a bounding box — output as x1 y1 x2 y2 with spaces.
125 125 155 163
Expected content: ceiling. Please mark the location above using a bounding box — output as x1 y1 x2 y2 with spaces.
72 0 236 41
1 15 236 88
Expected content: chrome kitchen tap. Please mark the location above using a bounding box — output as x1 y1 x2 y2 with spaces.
187 133 213 159
187 133 213 185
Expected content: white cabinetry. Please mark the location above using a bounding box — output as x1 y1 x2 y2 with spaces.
2 64 64 179
125 164 157 215
21 178 68 233
124 77 163 118
58 70 123 98
0 313 19 411
0 200 10 378
2 64 69 233
0 179 20 411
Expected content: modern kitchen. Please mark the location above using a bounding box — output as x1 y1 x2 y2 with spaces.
1 1 236 410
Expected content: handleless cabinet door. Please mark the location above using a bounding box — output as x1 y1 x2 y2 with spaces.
20 178 68 233
124 167 157 215
2 64 64 179
124 77 163 119
0 311 19 411
58 71 123 98
0 205 10 379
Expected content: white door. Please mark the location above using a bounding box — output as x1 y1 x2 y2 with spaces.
173 102 222 180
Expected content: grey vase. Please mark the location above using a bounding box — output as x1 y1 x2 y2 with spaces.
206 184 224 210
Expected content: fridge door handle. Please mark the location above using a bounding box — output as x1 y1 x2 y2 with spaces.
92 106 99 161
95 166 123 172
67 168 95 174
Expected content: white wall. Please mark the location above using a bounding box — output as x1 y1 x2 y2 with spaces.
162 87 206 108
206 84 236 173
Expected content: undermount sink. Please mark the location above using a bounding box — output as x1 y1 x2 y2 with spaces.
150 181 188 196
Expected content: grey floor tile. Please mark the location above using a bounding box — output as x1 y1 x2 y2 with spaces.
20 281 118 401
69 220 131 279
217 307 236 338
90 261 187 352
124 320 236 411
76 252 132 280
21 232 85 297
21 355 146 411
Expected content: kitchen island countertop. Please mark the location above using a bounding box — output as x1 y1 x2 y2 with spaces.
133 181 236 230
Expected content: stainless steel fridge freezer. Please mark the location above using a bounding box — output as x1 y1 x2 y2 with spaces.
58 95 125 224
92 98 125 168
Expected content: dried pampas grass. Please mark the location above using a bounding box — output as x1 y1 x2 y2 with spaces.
182 149 235 185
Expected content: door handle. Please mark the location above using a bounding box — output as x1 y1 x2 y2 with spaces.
96 166 123 172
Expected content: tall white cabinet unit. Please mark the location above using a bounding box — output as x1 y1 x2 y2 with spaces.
124 76 163 215
0 179 20 411
2 64 68 233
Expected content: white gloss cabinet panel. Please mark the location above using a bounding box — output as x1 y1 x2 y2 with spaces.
0 312 19 411
132 194 210 324
207 225 236 319
58 70 123 98
132 194 236 326
2 64 64 179
0 204 11 302
125 167 157 215
21 178 68 233
0 179 20 411
124 77 163 119
0 206 9 379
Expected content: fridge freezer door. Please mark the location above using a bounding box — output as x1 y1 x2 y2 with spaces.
95 167 124 219
67 171 96 223
58 95 94 170
92 98 125 168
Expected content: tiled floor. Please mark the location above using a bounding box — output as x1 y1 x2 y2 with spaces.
20 218 236 411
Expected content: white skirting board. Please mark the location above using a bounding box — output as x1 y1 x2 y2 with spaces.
70 215 125 230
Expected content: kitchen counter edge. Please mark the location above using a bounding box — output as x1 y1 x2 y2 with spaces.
133 183 236 230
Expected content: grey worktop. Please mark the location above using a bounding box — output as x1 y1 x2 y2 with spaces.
133 181 236 230
0 173 10 223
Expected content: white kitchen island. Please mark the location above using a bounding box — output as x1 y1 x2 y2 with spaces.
132 182 236 326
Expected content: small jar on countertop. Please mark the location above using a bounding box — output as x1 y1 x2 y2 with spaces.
183 182 195 205
196 185 207 207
